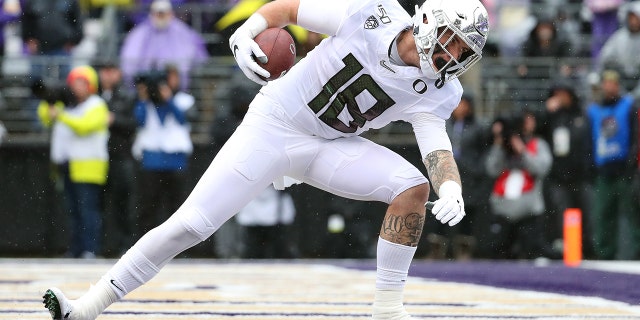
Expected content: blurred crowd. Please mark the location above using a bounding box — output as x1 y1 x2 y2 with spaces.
1 0 640 261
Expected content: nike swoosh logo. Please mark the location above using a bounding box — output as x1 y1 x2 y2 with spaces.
110 279 124 293
379 60 396 73
64 312 71 318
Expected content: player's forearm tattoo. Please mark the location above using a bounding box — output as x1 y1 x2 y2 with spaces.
424 150 461 195
380 212 424 246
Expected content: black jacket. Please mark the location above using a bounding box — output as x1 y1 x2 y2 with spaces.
21 0 83 53
539 107 592 184
101 85 137 160
446 116 491 206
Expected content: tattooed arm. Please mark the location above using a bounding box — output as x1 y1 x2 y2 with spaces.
423 149 466 226
410 112 462 195
424 150 461 196
410 112 465 226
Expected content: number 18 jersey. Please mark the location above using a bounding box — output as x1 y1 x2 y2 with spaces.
259 0 463 140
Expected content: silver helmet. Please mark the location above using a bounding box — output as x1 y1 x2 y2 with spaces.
412 0 489 85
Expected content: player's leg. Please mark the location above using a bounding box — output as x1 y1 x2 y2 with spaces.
43 109 293 320
298 137 429 319
373 184 429 320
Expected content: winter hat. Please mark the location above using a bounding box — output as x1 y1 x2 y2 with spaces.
67 65 99 93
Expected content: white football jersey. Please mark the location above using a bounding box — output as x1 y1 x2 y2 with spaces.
259 0 463 140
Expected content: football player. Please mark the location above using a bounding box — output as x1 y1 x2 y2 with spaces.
43 0 489 318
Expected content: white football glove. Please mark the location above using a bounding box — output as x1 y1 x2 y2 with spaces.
229 14 270 86
430 181 465 226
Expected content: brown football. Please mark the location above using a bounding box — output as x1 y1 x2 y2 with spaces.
254 28 296 81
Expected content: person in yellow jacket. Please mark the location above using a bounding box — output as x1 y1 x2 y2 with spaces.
37 65 110 259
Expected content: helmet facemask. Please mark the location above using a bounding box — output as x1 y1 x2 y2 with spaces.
413 1 489 87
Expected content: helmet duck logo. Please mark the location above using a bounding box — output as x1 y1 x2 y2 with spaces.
474 9 489 35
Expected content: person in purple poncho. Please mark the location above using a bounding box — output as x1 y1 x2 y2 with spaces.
119 0 208 90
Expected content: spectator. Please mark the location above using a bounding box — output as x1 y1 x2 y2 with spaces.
21 0 83 80
488 0 534 57
515 17 573 110
517 17 572 77
0 0 21 56
521 17 573 58
598 1 640 94
585 0 625 62
36 65 109 259
119 0 208 90
165 63 198 122
235 185 298 259
485 109 555 259
125 0 191 27
125 0 226 37
586 69 640 260
554 7 588 57
131 70 193 235
538 82 594 258
96 60 138 256
424 93 490 260
0 0 22 81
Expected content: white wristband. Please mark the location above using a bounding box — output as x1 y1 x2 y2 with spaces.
438 180 461 198
243 13 268 39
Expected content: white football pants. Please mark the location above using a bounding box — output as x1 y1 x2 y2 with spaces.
121 94 427 271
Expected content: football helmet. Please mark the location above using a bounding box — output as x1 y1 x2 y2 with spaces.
412 0 489 86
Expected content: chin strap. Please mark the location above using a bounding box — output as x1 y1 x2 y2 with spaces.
435 66 447 89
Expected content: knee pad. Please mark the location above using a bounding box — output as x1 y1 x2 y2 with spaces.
176 206 220 241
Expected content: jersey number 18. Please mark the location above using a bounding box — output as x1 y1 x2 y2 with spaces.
307 53 395 133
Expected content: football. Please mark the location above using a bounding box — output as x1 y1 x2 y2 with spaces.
253 28 296 81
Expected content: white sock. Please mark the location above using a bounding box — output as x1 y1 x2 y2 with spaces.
376 237 416 290
373 237 416 319
70 248 161 319
106 247 160 298
73 277 119 319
